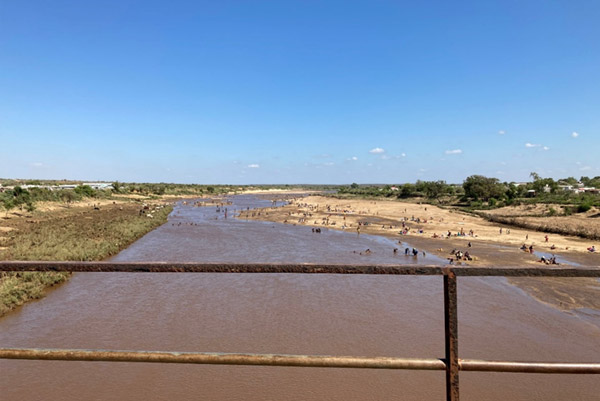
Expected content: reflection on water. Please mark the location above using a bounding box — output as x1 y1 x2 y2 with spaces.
1 195 599 401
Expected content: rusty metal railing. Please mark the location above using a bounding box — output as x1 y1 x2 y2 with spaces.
1 262 600 401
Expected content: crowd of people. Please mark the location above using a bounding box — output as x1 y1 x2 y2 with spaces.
236 196 598 265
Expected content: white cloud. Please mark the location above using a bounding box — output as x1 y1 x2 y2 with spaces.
543 146 550 151
348 156 358 161
445 149 463 155
380 155 391 160
580 166 592 171
247 164 260 168
369 147 385 154
572 132 579 138
498 130 505 135
525 143 540 148
401 153 406 157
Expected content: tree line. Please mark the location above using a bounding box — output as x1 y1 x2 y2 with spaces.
339 174 600 210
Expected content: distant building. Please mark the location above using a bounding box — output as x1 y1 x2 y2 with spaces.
83 183 113 190
9 183 114 191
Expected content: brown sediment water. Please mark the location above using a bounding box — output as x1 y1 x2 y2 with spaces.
0 195 599 400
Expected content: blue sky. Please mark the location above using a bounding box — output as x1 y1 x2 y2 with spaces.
1 0 599 184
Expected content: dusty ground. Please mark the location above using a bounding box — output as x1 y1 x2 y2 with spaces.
241 196 599 259
241 195 600 312
482 204 600 240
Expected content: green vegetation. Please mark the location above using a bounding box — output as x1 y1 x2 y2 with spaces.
0 202 173 316
0 186 35 216
335 173 600 215
462 175 506 201
3 205 172 261
0 272 70 316
0 180 339 212
338 181 460 202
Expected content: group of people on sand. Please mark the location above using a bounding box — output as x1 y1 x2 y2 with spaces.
520 244 535 254
539 255 559 265
431 229 477 239
448 249 473 264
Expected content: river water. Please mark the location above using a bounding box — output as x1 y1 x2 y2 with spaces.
1 195 599 400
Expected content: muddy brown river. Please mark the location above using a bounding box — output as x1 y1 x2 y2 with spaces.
1 195 599 400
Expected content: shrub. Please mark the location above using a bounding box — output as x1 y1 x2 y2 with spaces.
577 202 592 213
74 185 96 198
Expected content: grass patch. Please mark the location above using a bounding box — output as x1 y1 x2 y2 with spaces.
0 202 173 316
0 272 70 316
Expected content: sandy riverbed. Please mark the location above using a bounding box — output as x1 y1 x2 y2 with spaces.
240 195 600 311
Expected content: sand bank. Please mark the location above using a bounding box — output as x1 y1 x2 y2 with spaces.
240 195 600 312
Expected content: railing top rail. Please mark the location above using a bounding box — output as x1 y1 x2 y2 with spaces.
1 261 599 277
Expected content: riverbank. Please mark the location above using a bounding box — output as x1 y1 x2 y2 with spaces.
239 195 600 312
0 198 174 316
478 203 600 240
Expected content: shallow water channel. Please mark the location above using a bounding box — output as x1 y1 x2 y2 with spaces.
1 195 599 400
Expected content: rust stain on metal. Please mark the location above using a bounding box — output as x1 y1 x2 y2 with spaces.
0 261 598 277
0 261 446 275
444 271 459 401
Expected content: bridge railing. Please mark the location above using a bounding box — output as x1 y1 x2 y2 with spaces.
1 261 599 401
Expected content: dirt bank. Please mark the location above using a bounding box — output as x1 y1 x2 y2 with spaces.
480 204 600 240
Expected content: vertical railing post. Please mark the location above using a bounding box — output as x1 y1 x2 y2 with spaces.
444 269 459 401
